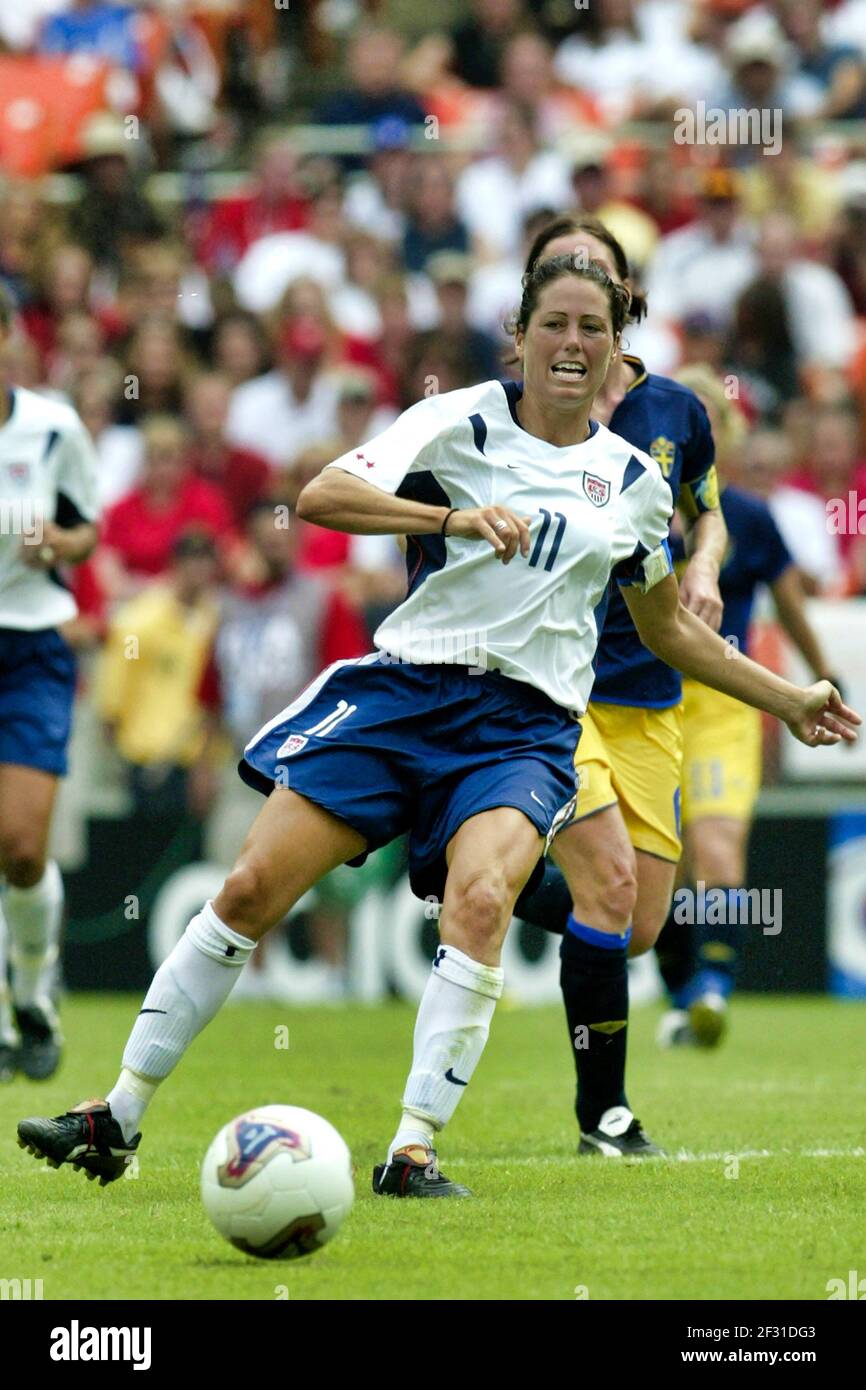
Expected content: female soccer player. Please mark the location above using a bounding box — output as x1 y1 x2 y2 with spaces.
18 255 857 1196
656 364 841 1048
515 215 728 1156
0 288 100 1082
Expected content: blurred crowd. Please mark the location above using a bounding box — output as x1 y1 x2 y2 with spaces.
2 0 866 842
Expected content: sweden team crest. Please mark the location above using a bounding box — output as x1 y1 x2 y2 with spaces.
582 472 610 507
649 436 676 477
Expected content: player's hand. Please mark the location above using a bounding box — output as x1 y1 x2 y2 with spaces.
786 681 861 747
446 507 533 564
679 555 723 632
20 522 73 569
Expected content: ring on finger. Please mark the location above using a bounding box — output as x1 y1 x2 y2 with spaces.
493 520 509 532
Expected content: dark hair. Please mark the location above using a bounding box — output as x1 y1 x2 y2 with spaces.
509 254 631 341
0 283 15 330
523 215 647 323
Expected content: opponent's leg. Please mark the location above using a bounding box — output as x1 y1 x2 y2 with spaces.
682 817 749 1046
0 764 64 1080
375 807 541 1198
18 790 366 1184
0 903 17 1082
548 810 660 1156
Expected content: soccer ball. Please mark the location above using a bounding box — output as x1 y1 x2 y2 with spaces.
200 1104 354 1260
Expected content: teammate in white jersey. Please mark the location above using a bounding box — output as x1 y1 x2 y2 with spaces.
0 290 100 1082
18 255 859 1198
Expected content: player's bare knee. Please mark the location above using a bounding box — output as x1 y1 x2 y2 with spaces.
0 837 46 888
217 859 272 927
447 869 512 948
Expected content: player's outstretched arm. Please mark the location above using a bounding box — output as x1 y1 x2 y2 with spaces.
622 573 861 747
298 472 531 562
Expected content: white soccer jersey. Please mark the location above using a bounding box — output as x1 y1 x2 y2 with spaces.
0 387 100 630
325 379 674 716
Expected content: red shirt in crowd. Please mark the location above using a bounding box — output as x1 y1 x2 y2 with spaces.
193 192 311 273
186 445 271 526
788 462 866 559
101 474 236 577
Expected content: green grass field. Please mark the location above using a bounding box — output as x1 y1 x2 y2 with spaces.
1 994 864 1301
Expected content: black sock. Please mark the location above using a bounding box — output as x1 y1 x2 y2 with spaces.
693 886 743 1001
655 893 696 1008
560 918 629 1133
513 861 571 933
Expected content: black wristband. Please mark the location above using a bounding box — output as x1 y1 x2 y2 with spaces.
441 508 458 536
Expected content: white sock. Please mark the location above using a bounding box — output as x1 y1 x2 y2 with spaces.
106 901 254 1141
388 945 503 1160
6 861 63 1011
0 902 17 1046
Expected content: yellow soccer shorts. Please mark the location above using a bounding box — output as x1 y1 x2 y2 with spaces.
679 679 762 827
574 700 684 862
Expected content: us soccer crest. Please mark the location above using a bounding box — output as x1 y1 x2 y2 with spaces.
6 462 30 486
582 472 610 507
649 436 676 477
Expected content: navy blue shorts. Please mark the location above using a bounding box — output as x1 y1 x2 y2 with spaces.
240 653 581 902
0 627 77 777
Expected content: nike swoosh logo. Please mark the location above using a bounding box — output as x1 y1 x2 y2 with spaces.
506 464 520 470
530 790 546 810
138 1008 168 1015
445 1068 468 1086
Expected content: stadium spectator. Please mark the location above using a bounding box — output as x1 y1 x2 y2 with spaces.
98 414 235 603
645 168 757 328
343 115 414 246
455 101 571 262
39 1 140 69
19 243 94 367
450 0 528 90
0 179 52 309
709 10 825 166
402 157 470 273
736 427 844 596
231 183 347 317
95 528 221 821
566 134 659 273
740 120 843 243
774 0 866 119
65 112 164 274
73 364 143 509
497 31 601 141
193 128 310 275
197 498 369 995
828 163 866 316
183 371 270 528
315 25 427 166
422 252 502 385
788 405 866 574
753 213 858 375
210 309 272 387
116 317 193 424
225 311 340 470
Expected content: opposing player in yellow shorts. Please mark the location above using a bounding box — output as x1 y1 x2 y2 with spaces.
656 367 840 1049
513 216 727 1158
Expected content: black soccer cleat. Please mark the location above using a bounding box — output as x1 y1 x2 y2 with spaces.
579 1106 665 1158
17 1099 140 1186
0 1040 16 1084
14 1003 62 1081
372 1145 472 1198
